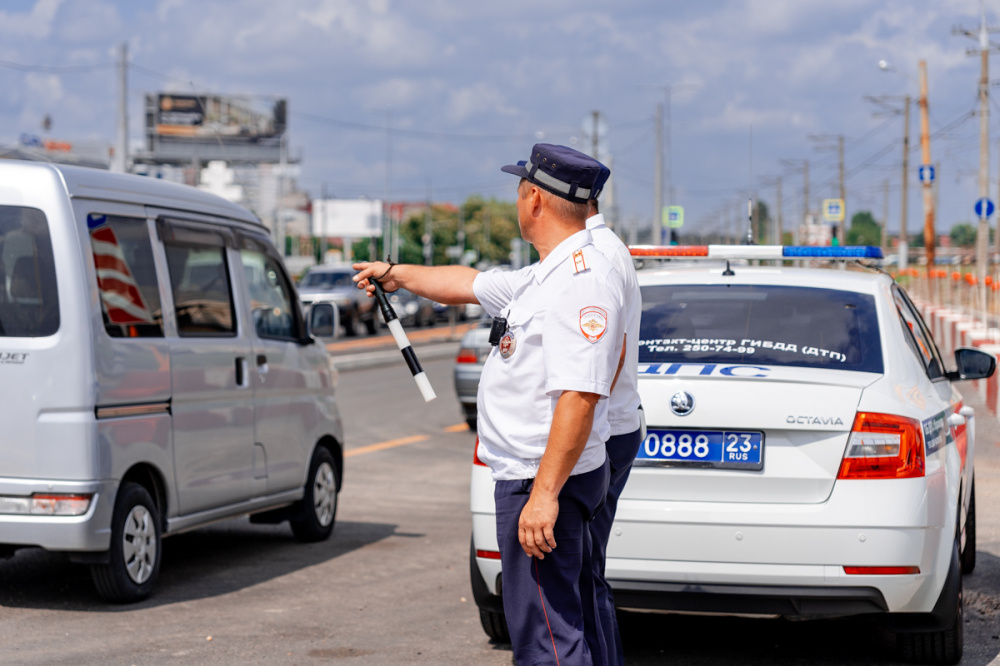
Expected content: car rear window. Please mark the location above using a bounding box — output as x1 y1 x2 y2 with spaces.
0 206 59 337
638 284 883 373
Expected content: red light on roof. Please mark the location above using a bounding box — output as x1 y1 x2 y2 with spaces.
629 245 709 257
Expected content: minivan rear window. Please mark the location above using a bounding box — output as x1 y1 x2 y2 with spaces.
0 206 59 337
638 284 883 373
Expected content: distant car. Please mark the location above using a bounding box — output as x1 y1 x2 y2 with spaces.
453 316 492 428
298 266 379 336
470 245 993 663
434 301 466 322
387 288 436 328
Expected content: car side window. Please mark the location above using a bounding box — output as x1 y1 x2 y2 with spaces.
892 286 944 380
239 243 301 341
164 242 236 337
87 214 164 338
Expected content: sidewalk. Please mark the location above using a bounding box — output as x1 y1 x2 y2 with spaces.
325 322 473 371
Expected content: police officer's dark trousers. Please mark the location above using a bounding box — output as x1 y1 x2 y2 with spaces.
495 459 611 665
589 427 643 666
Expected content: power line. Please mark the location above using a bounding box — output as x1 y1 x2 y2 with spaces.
0 58 115 73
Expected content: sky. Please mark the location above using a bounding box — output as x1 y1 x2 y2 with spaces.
1 0 999 242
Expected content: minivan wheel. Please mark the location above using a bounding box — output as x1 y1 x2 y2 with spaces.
90 483 161 603
291 446 339 542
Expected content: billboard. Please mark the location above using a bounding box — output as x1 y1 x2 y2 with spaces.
312 199 383 239
141 93 286 164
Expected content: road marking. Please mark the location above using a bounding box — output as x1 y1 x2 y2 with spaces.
444 423 470 432
345 434 430 457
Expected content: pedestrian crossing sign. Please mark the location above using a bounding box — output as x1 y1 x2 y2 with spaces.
823 199 844 223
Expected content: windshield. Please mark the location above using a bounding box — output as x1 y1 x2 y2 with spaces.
638 284 883 373
300 270 353 289
0 206 59 337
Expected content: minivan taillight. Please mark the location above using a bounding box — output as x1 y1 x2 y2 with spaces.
473 437 488 467
837 412 925 480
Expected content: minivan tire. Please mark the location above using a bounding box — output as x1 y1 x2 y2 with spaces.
291 446 339 542
90 483 161 603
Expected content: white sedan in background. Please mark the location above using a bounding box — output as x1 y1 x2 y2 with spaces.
469 245 993 665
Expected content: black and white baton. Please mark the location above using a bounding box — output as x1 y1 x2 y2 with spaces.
370 278 437 402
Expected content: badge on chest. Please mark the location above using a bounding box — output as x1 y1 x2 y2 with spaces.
499 332 516 359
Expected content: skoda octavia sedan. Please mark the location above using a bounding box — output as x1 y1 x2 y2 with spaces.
469 245 992 664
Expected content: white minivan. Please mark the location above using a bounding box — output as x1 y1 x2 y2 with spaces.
0 160 344 602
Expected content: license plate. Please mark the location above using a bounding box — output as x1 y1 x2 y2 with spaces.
635 429 764 470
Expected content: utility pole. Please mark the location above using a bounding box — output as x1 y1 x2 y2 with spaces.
838 136 846 243
955 1 1000 313
779 159 809 244
591 110 600 162
882 179 890 255
807 134 846 242
653 102 663 243
112 42 128 173
901 98 911 270
918 60 936 267
864 94 910 268
775 176 783 245
423 183 433 266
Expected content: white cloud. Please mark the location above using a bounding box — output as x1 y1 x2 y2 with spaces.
0 0 62 38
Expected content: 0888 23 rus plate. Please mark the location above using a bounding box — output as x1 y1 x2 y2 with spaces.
635 429 764 470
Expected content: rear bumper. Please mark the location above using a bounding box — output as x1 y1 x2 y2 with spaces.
0 478 116 552
608 579 887 618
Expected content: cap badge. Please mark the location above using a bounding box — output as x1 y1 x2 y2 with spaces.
579 306 608 343
499 332 516 359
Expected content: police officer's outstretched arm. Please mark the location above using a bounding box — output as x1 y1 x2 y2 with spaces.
353 262 480 305
519 390 600 558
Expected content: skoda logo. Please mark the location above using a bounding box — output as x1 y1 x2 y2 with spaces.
670 391 695 416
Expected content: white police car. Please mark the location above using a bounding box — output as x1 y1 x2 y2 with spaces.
469 245 993 664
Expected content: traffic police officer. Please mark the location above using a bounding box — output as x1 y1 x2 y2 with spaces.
585 188 643 666
352 144 626 665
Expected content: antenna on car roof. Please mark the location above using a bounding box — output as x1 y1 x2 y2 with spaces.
723 260 735 276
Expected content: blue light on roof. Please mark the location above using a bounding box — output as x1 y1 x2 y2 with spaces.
782 246 883 259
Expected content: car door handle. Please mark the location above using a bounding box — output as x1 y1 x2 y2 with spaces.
256 354 269 375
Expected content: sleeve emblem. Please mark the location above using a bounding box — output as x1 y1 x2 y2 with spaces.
579 306 608 342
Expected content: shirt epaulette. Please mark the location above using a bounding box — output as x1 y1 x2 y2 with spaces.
571 248 589 274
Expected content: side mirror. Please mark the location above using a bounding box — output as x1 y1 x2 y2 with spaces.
946 347 996 381
308 302 339 341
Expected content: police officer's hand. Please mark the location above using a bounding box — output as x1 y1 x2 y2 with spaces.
518 492 558 559
352 261 400 295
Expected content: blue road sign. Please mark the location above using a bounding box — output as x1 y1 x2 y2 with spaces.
975 197 995 219
919 165 935 184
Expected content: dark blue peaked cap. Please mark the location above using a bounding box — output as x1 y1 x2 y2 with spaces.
501 143 610 204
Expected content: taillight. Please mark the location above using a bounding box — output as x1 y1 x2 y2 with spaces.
473 437 488 467
837 412 925 480
456 347 479 363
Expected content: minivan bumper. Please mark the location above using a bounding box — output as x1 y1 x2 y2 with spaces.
0 478 116 552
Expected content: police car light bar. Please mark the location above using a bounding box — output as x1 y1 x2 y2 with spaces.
628 245 884 260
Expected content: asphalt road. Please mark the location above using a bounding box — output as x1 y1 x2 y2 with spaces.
0 348 999 664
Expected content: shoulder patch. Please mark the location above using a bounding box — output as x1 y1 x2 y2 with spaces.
580 306 608 342
572 248 588 274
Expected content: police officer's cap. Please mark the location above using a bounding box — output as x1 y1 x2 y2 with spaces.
502 143 610 204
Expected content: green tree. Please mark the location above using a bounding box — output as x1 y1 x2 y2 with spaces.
397 195 527 267
949 223 977 247
845 210 880 246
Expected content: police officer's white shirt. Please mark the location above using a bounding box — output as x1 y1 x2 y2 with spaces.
473 228 626 481
586 213 642 436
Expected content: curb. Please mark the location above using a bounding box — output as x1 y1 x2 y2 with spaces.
330 341 460 372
